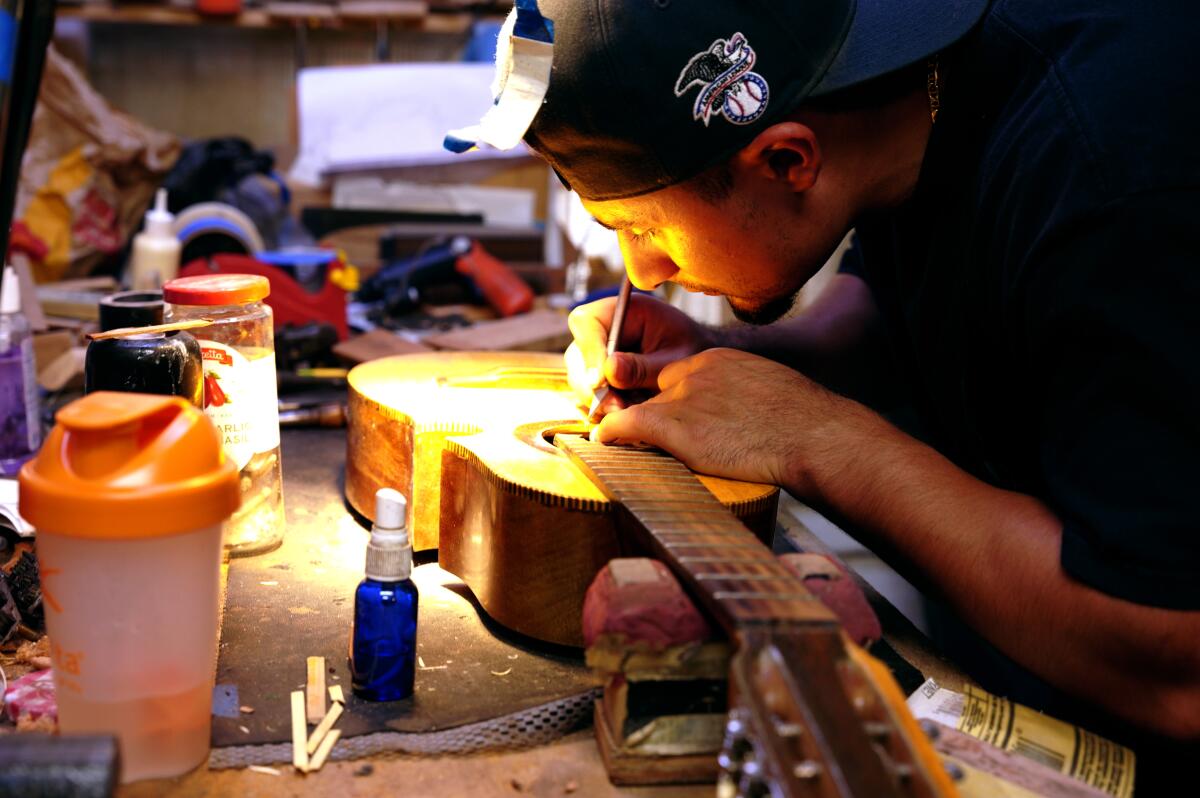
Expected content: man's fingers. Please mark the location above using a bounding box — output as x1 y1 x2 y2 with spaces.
604 352 653 390
564 342 597 399
590 400 681 455
567 298 616 388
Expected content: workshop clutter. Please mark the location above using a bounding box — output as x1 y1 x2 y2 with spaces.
165 274 286 556
15 45 180 282
17 391 239 782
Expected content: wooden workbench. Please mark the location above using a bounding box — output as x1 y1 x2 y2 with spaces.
111 426 960 797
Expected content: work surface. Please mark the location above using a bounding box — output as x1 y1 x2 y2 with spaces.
118 427 959 797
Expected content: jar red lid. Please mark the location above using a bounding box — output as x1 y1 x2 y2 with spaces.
163 274 270 306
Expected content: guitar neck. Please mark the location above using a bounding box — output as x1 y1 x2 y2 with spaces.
557 434 950 798
556 433 835 635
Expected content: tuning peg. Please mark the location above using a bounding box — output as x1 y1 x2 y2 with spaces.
773 719 805 738
738 759 771 798
716 772 739 798
862 720 891 743
792 760 822 781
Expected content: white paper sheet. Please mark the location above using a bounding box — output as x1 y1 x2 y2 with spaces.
289 63 531 186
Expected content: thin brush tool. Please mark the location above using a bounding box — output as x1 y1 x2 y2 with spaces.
587 276 633 422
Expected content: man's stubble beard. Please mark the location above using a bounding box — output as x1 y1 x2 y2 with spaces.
728 289 800 326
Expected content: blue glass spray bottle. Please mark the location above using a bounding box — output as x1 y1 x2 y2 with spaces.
349 488 418 701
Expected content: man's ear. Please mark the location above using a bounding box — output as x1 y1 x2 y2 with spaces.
733 122 822 193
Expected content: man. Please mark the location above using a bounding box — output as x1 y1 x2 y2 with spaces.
499 0 1200 786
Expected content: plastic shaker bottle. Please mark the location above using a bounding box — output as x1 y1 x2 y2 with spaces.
18 392 239 782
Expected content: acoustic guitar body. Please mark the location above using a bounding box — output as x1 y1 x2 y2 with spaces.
345 352 779 646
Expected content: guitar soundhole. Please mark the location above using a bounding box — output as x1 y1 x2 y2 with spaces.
511 421 590 455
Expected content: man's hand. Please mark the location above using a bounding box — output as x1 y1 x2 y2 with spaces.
591 347 854 490
565 294 715 415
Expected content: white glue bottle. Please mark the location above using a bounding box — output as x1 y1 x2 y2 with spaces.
128 188 182 290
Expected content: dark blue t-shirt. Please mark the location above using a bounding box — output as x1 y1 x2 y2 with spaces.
849 0 1200 610
843 0 1200 786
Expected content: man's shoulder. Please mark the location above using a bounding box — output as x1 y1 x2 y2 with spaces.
983 0 1200 198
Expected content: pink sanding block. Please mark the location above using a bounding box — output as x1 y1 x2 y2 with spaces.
779 552 882 646
582 558 714 650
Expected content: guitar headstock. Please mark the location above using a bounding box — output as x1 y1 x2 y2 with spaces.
719 631 959 798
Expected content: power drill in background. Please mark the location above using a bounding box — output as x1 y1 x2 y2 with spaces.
356 236 534 325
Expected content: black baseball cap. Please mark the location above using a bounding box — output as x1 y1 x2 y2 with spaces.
524 0 990 201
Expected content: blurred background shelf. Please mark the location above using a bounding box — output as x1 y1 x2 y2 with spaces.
58 2 511 33
54 2 511 146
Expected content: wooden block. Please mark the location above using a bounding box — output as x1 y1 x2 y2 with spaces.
32 331 74 373
338 1 429 20
290 690 308 773
37 347 86 392
583 559 715 652
35 277 117 321
264 2 337 21
308 728 342 772
332 329 430 365
306 656 326 724
328 684 345 704
778 552 882 646
593 702 718 786
423 309 570 353
584 559 730 680
306 701 344 755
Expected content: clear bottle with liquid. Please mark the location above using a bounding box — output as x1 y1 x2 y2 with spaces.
0 265 41 476
350 489 418 701
163 274 284 556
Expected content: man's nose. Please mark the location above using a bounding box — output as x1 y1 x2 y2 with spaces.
619 235 678 290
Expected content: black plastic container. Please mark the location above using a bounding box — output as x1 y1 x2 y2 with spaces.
84 331 204 407
98 290 165 332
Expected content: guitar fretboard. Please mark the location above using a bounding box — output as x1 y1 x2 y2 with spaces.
556 435 836 635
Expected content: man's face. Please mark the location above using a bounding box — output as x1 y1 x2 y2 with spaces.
583 175 847 325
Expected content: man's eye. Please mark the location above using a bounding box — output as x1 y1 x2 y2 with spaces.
629 228 656 244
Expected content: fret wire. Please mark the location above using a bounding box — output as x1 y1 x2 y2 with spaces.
621 494 721 499
631 509 733 517
588 468 688 476
660 542 763 550
622 497 727 504
592 477 701 482
714 592 817 601
650 529 754 536
652 532 753 537
591 467 687 473
581 464 684 472
694 573 797 582
677 555 776 564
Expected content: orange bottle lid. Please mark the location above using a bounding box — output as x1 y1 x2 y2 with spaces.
19 392 240 539
163 273 269 306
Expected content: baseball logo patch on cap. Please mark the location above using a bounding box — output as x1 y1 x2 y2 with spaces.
674 32 770 127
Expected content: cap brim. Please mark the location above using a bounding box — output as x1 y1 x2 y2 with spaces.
812 0 990 96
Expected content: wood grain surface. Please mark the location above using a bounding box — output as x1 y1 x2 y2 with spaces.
345 352 779 645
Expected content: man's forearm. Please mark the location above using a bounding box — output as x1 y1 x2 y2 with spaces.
797 401 1200 740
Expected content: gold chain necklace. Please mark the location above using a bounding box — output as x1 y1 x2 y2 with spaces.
927 56 942 123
